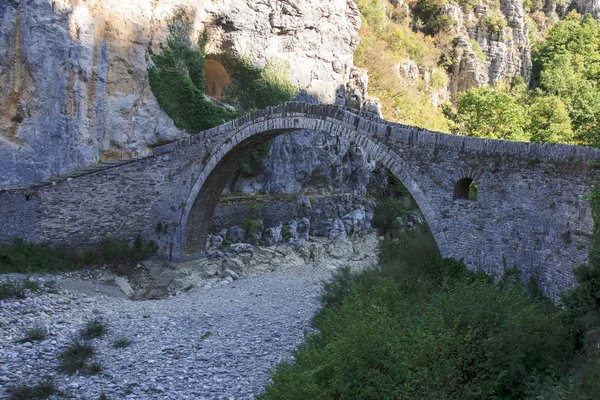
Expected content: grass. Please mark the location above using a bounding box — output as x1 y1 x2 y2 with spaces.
112 338 133 348
6 381 58 400
58 340 95 374
17 327 47 343
80 317 108 340
0 278 42 300
0 236 157 275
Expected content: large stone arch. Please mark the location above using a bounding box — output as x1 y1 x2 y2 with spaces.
176 117 449 260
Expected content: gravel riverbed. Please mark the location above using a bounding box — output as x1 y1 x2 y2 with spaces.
0 264 335 399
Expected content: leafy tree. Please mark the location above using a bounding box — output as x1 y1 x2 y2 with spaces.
528 95 573 143
532 11 600 145
452 85 529 141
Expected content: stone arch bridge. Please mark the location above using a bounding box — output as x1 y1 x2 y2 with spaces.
1 102 599 297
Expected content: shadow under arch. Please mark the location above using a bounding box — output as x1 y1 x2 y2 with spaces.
175 120 449 260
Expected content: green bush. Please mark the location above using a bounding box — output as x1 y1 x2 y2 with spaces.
484 13 507 34
58 340 95 375
223 56 297 111
244 218 263 235
469 39 486 62
149 8 238 133
261 260 569 399
371 197 415 236
6 381 58 400
260 185 579 399
80 317 108 340
0 278 41 300
0 236 157 274
17 327 47 344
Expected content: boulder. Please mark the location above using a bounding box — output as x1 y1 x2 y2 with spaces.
226 226 246 244
262 225 283 246
219 269 240 280
222 258 245 274
342 209 366 236
328 218 347 239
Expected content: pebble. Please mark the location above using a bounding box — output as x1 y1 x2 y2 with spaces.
0 263 335 399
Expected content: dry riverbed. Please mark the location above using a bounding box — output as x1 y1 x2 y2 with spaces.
0 235 378 399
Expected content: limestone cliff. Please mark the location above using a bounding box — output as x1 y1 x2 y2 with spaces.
0 0 360 185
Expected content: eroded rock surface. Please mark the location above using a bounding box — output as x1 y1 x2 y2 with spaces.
0 0 360 184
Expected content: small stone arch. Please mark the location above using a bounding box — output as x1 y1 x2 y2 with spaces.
175 117 449 260
453 177 478 201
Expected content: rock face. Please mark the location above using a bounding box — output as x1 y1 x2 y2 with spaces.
445 1 532 96
231 129 375 195
0 0 361 185
209 194 376 250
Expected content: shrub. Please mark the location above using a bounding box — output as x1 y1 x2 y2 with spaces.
354 0 450 132
319 266 354 309
0 236 157 274
260 260 570 399
223 56 297 111
58 340 95 374
0 278 41 300
485 13 507 34
244 218 263 235
17 327 46 344
113 338 133 349
371 197 415 237
6 381 57 400
80 317 108 340
469 39 486 62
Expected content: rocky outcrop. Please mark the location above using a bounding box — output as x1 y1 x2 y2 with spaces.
163 233 380 296
572 0 600 17
445 1 532 95
0 0 361 185
208 193 376 251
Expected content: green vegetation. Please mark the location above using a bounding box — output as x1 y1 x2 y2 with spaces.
6 381 58 400
223 56 297 111
484 13 508 34
149 8 297 136
148 9 237 132
0 278 41 300
260 237 570 398
17 327 47 344
259 183 600 399
0 236 157 274
234 139 275 179
244 218 263 236
559 182 600 398
449 12 600 146
449 84 529 141
58 340 96 375
469 39 486 62
80 317 108 340
113 338 133 349
354 0 451 131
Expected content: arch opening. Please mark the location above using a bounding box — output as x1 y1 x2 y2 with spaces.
181 131 287 257
177 119 448 261
453 178 478 201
